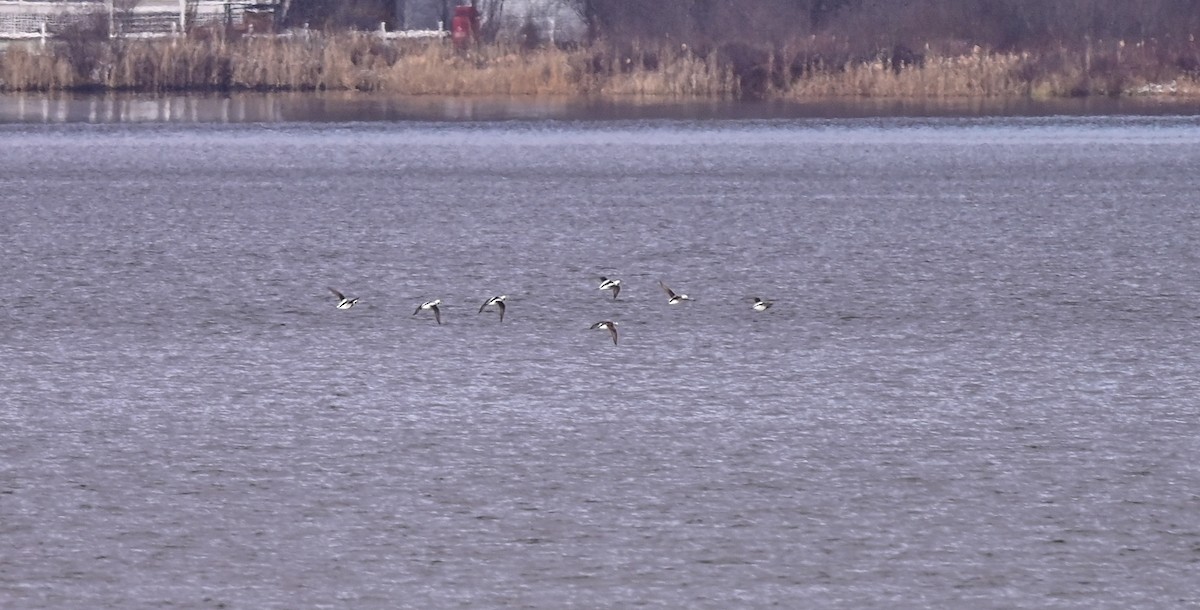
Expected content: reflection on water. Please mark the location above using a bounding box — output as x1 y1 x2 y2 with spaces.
0 91 1198 123
0 93 327 123
0 93 275 123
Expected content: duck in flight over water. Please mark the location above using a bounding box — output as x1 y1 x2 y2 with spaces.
414 299 442 324
590 320 619 345
598 277 621 300
658 280 693 304
328 288 358 309
479 295 507 322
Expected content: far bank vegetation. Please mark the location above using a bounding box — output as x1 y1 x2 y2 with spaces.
1 0 1197 99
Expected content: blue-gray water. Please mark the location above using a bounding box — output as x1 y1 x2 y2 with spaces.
2 114 1199 608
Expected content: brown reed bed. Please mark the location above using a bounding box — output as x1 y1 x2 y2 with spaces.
784 50 1029 98
0 31 1196 100
0 33 735 97
778 38 1200 99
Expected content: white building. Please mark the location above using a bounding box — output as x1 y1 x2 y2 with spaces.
0 0 581 42
0 1 279 39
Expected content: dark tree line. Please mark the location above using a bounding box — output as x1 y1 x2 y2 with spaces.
569 0 1200 48
283 0 1199 49
283 0 396 30
560 0 1199 99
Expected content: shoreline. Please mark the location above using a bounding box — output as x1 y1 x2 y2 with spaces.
1 35 1198 101
2 90 1198 124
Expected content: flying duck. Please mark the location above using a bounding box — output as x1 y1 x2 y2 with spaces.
589 320 618 345
658 280 693 304
413 299 442 324
479 295 507 322
328 287 358 309
598 277 621 300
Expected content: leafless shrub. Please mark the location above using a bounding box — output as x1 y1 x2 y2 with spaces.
477 0 505 43
53 12 111 88
518 16 542 51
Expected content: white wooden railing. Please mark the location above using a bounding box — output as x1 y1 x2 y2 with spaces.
0 1 279 40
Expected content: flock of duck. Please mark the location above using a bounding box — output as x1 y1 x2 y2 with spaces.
327 277 775 346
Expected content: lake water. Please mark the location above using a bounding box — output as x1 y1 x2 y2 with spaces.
2 102 1199 608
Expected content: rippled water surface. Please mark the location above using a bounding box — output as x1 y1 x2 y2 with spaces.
2 115 1200 608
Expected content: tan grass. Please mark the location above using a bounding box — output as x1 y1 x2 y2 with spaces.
0 34 739 97
595 47 735 97
0 45 78 90
376 44 579 95
1 34 1197 99
784 50 1029 98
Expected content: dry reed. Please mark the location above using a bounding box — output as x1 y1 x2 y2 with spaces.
786 50 1029 98
578 44 736 97
0 34 733 96
1 33 1196 99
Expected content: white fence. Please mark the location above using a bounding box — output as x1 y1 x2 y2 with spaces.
0 1 278 39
